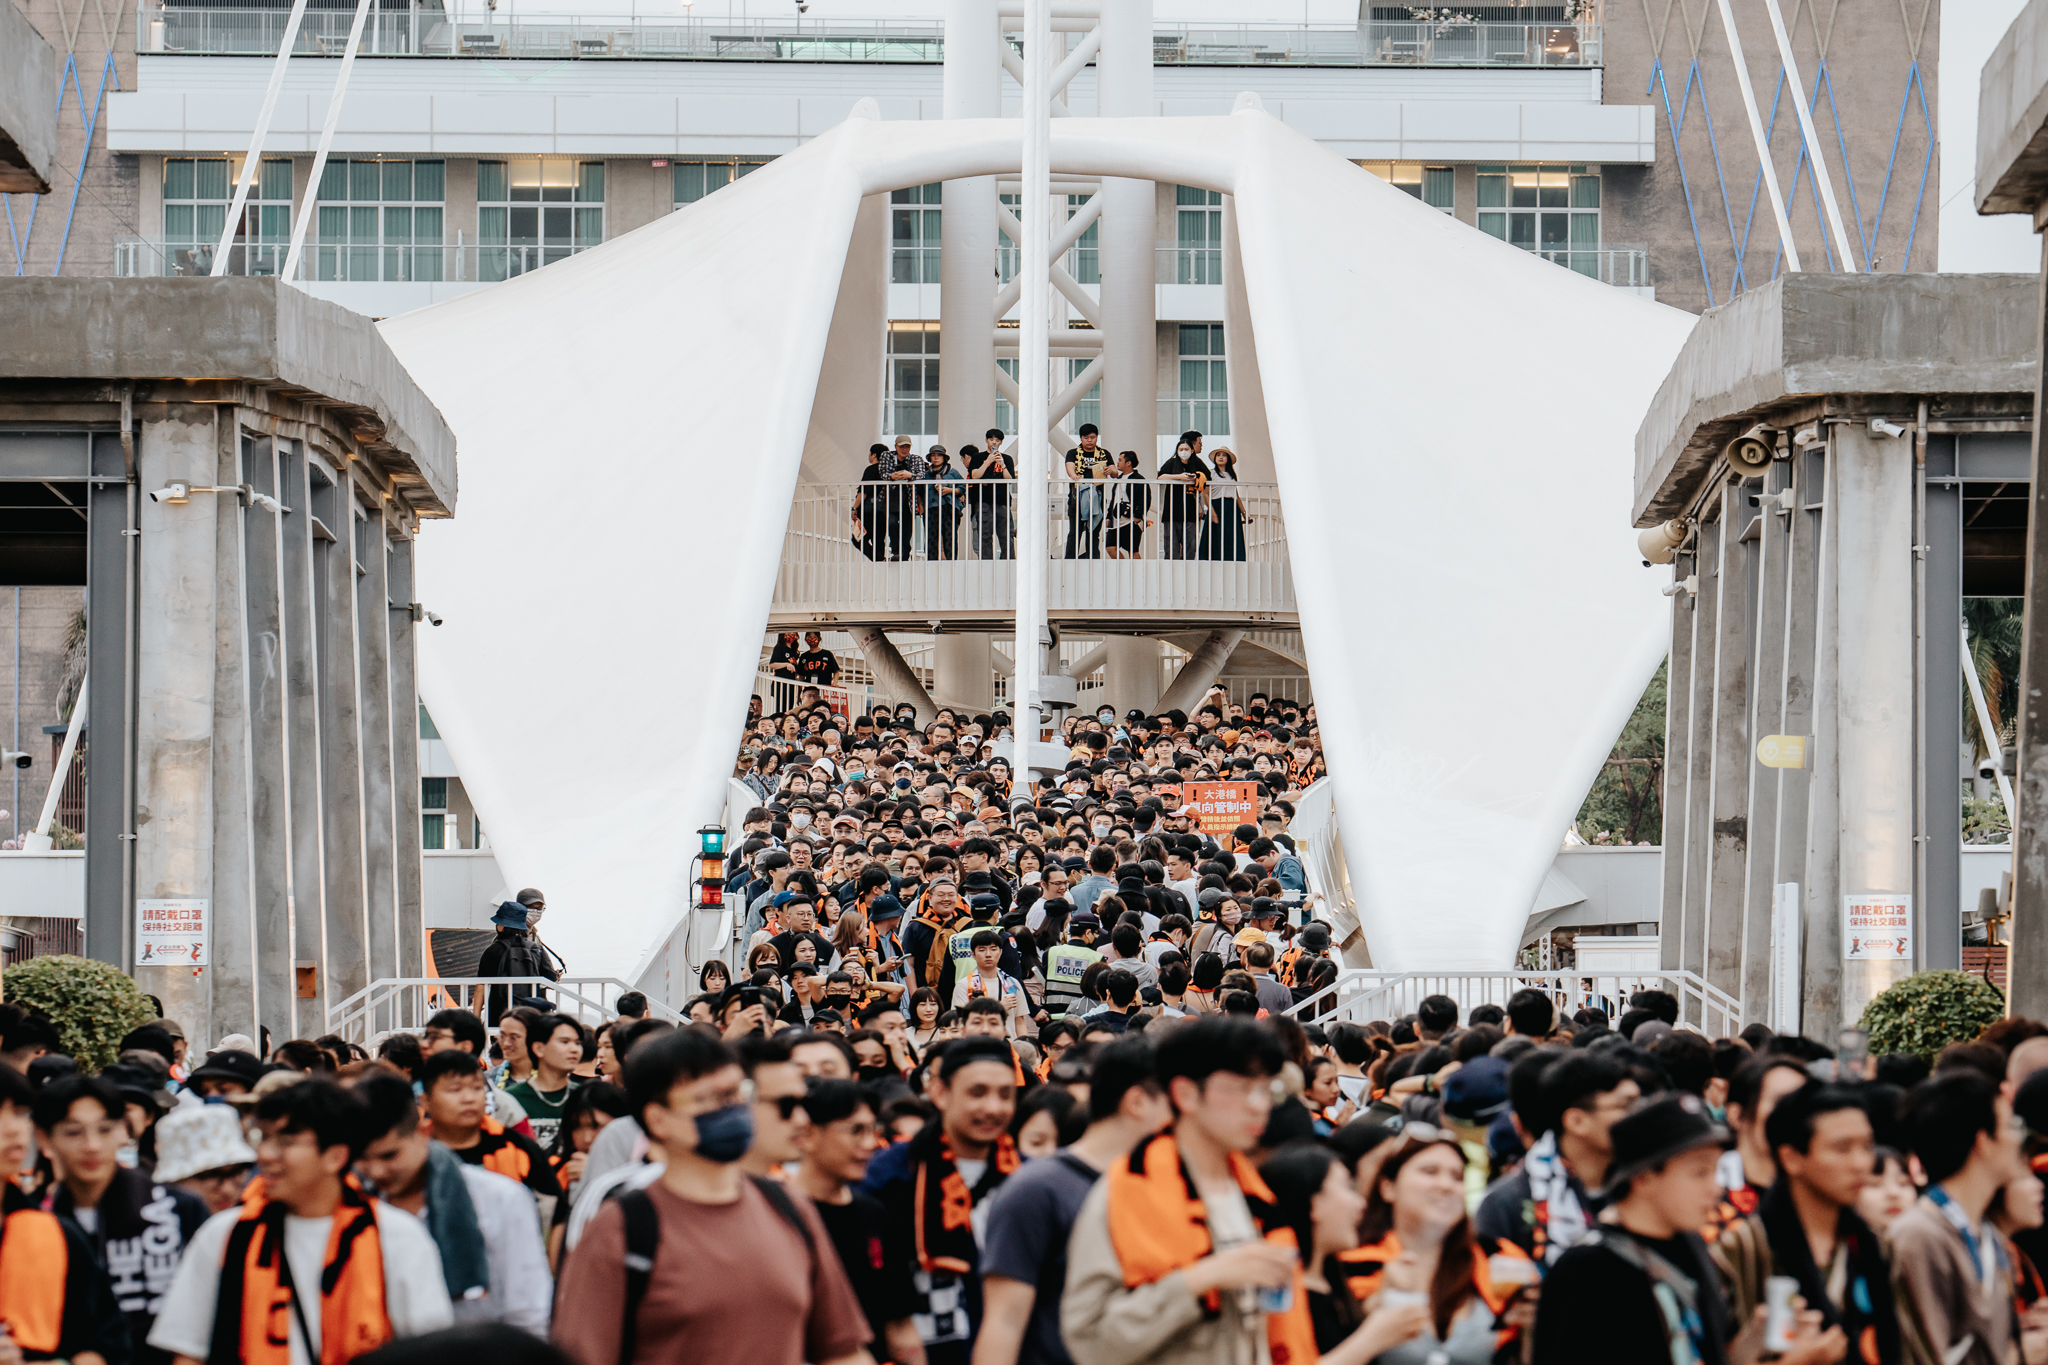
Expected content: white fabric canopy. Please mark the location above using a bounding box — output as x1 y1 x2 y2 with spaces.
379 105 1694 980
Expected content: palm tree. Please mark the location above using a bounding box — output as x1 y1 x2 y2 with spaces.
1963 598 2024 760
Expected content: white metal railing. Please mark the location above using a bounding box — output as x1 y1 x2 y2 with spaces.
1287 968 1746 1037
113 236 573 283
774 478 1294 618
138 7 1599 65
1523 244 1649 288
326 974 679 1044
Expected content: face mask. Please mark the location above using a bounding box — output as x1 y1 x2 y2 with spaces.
1092 822 1112 839
858 1064 894 1084
691 1102 754 1164
1221 907 1242 927
1098 713 1115 726
792 811 812 829
526 905 546 928
896 778 913 790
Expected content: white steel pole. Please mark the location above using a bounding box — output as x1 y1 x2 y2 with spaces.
282 0 375 283
1714 0 1799 273
210 0 313 276
1759 0 1857 271
1014 0 1051 754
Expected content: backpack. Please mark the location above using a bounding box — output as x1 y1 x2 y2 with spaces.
616 1175 814 1365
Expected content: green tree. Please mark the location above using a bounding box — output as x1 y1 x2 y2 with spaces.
1575 661 1666 845
2 956 157 1072
1963 597 2023 760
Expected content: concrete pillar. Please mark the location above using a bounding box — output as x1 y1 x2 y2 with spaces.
277 441 330 1037
1802 447 1846 1039
1702 482 1751 1007
1157 629 1245 714
241 434 299 1050
210 418 262 1044
2017 233 2048 1019
1101 635 1161 715
1659 543 1695 975
933 632 995 712
851 626 938 721
1834 424 1917 1020
355 506 400 1024
132 409 221 1044
84 431 130 965
1096 0 1156 465
388 533 425 983
312 453 370 1017
939 0 999 443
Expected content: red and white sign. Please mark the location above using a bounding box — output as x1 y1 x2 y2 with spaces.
1842 894 1911 961
1181 781 1261 835
136 898 209 965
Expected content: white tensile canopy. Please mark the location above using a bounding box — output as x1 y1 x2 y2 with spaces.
378 105 1695 979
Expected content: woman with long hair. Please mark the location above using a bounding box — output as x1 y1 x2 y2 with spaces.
908 988 944 1050
1201 446 1247 561
745 747 782 801
1338 1128 1512 1363
1260 1144 1431 1361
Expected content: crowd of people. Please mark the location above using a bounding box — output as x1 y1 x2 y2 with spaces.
853 427 1252 563
11 673 2048 1365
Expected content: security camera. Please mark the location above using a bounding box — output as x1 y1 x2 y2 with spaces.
1723 424 1775 476
149 481 192 505
1979 755 2001 781
0 750 28 771
1792 423 1824 449
405 603 443 626
1869 417 1908 439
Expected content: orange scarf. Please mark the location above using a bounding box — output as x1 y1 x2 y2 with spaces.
209 1184 392 1365
912 1129 1021 1274
1334 1232 1514 1345
1105 1132 1319 1365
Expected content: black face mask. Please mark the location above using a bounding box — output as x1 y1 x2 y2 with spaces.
857 1064 895 1084
826 993 852 1008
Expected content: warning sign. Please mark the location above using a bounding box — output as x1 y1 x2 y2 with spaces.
1842 894 1911 961
136 898 209 966
1180 782 1262 836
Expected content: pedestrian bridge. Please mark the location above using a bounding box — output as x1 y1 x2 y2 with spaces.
768 477 1296 630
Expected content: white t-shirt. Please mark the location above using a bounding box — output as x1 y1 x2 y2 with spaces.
455 1164 554 1337
149 1201 454 1365
565 1160 665 1252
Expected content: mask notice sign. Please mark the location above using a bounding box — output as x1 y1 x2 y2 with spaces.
1181 782 1260 836
1842 894 1911 961
136 898 209 965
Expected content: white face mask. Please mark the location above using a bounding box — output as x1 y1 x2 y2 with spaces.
526 905 546 928
1221 906 1241 927
792 811 812 829
1092 822 1112 839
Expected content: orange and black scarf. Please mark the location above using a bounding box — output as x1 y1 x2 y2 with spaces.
910 1122 1020 1274
1105 1132 1319 1365
207 1182 391 1365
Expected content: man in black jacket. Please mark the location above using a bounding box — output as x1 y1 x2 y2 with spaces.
478 890 561 1022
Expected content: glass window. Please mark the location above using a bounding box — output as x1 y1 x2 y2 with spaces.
1173 323 1228 437
421 777 448 851
1068 357 1101 431
1174 185 1221 285
479 159 605 281
1477 164 1601 278
887 322 940 438
891 183 941 285
160 157 292 276
672 157 773 205
1356 163 1454 213
311 158 446 283
996 357 1019 431
1066 193 1098 285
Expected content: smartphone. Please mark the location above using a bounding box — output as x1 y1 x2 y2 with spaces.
739 985 763 1010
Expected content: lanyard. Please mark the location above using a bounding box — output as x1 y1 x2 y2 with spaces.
1928 1186 1996 1284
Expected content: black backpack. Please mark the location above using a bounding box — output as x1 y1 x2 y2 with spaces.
614 1175 815 1365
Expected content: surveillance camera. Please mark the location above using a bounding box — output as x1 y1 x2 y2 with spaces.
1979 756 2001 780
1792 423 1824 449
0 750 28 771
427 612 444 628
149 481 191 505
1724 424 1775 476
1869 417 1908 439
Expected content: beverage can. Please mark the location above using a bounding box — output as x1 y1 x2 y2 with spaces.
1259 1282 1294 1314
1763 1275 1798 1351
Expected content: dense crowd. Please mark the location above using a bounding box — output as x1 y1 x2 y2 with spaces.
6 678 2048 1365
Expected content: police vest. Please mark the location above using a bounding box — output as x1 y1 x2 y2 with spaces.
948 925 995 964
1042 943 1102 1013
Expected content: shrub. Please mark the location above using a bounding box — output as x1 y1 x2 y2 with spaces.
1859 970 2007 1062
2 955 157 1072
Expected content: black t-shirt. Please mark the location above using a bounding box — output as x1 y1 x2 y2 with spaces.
769 928 837 971
1157 453 1210 522
815 1192 918 1347
1533 1232 1728 1365
795 649 840 686
964 450 1014 508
